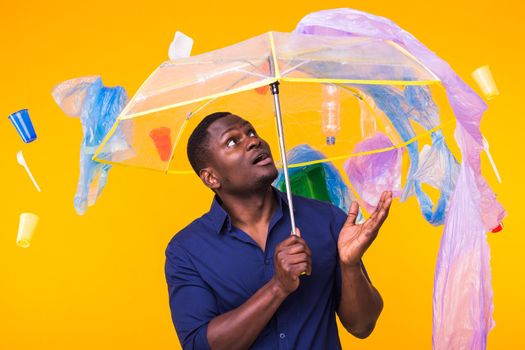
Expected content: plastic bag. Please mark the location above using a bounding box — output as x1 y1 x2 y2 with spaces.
343 132 402 213
273 144 355 215
53 77 128 215
413 136 460 225
295 10 503 349
362 85 459 225
52 76 99 117
433 162 494 349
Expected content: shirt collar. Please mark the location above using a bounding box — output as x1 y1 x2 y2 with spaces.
206 186 296 235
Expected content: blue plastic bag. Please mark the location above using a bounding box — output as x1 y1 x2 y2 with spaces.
53 77 128 214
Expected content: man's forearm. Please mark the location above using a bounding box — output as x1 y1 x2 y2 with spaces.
337 262 383 339
207 278 288 350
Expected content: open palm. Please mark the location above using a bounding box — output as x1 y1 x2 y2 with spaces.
338 191 393 267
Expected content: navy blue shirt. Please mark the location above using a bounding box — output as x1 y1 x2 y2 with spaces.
165 188 370 349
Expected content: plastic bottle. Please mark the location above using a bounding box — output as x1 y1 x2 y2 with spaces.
321 84 341 145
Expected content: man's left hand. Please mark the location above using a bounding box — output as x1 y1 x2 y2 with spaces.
337 191 393 267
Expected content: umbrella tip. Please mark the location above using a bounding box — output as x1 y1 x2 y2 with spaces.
326 136 336 145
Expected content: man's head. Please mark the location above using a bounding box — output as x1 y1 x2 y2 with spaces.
187 112 278 195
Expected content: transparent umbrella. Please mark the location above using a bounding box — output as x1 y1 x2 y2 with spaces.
93 31 447 234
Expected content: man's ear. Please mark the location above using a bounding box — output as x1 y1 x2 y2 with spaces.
199 168 221 190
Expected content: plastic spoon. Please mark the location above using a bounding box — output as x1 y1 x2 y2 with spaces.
482 137 502 183
16 150 41 192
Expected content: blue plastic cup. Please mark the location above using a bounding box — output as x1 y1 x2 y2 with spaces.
8 109 37 143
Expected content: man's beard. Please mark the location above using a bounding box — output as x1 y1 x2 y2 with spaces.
224 167 279 196
253 167 279 189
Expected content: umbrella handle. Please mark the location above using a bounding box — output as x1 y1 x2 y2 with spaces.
270 82 297 236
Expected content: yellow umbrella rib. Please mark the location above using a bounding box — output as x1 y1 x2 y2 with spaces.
386 40 440 81
269 31 281 79
286 119 454 168
94 157 181 174
119 65 162 118
139 61 261 99
166 119 454 174
92 65 162 161
101 118 454 215
120 78 278 120
92 120 121 162
280 77 440 85
99 119 453 176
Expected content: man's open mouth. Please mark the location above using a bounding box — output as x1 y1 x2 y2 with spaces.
252 152 272 165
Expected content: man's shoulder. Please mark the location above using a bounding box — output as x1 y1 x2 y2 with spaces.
166 214 213 254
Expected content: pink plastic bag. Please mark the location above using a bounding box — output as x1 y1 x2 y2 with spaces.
343 132 402 213
295 9 504 349
433 156 494 349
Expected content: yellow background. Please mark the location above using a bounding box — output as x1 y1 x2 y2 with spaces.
1 0 522 348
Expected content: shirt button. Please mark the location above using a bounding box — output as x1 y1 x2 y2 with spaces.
279 333 286 339
265 259 271 265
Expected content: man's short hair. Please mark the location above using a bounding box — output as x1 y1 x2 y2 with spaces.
187 111 232 175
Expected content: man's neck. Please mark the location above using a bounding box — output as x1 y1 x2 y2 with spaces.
218 186 277 230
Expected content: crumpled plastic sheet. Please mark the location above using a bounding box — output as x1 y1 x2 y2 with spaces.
295 9 505 349
433 162 495 350
361 85 460 225
273 144 356 215
342 132 402 214
52 77 128 215
413 135 460 225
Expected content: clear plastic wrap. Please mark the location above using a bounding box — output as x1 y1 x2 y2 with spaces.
53 77 128 215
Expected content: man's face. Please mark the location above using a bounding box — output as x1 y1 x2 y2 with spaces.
202 114 278 194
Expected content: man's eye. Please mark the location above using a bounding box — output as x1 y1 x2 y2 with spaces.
227 138 237 147
248 130 256 137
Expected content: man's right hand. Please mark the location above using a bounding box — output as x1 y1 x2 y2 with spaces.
271 228 312 296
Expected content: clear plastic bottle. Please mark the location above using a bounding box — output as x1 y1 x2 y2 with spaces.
321 84 341 145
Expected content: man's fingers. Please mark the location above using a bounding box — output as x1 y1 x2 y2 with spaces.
367 193 385 221
375 193 393 226
344 201 360 227
281 253 310 266
293 227 301 237
369 191 390 222
279 234 301 248
367 192 393 231
278 241 311 257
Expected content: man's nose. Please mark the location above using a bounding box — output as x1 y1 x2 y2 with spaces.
247 137 262 151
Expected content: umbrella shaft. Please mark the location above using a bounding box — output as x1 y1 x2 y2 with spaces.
271 83 297 236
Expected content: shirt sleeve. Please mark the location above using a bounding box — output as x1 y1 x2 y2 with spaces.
329 205 372 311
165 241 218 350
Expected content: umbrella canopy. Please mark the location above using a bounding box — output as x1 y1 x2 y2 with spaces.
93 31 446 175
93 31 461 235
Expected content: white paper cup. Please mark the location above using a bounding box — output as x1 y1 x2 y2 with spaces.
472 65 499 100
16 213 40 248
